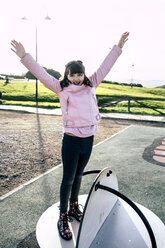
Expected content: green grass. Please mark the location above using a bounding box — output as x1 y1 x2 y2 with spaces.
0 80 165 115
0 81 59 108
96 83 165 115
96 83 165 98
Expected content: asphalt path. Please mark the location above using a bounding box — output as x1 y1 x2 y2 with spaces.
0 125 165 248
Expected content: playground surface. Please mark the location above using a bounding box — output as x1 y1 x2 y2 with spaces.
0 110 130 197
0 123 164 248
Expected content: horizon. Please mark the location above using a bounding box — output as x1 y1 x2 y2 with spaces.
1 72 165 88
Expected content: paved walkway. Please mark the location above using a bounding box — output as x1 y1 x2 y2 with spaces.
0 124 165 248
0 105 165 123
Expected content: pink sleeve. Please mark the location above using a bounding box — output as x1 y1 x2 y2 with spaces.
21 54 61 94
89 45 122 88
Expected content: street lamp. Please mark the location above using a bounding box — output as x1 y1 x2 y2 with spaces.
22 15 51 105
131 63 134 88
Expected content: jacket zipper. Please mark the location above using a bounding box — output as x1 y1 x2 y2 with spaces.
92 93 97 105
66 97 69 114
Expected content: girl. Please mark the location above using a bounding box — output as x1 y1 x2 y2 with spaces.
11 31 129 240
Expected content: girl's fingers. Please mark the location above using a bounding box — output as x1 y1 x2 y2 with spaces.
11 40 20 53
11 40 17 46
124 32 129 37
11 41 17 48
11 40 21 48
11 48 16 53
11 40 18 44
122 32 129 37
11 42 16 48
122 32 129 42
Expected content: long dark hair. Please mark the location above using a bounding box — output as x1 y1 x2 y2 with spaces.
60 60 92 90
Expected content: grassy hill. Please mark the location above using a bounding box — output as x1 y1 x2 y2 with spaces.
0 80 165 115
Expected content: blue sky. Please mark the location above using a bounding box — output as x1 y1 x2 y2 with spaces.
1 0 165 85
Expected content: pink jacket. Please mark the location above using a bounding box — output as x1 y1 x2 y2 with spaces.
21 45 122 128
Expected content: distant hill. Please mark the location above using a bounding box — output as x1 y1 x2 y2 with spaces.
156 85 165 88
119 79 165 88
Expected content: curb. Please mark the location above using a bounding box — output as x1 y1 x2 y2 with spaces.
0 105 165 124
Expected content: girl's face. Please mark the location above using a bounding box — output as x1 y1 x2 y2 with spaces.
67 71 85 85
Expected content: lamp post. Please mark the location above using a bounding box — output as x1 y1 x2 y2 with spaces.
22 15 51 105
131 63 134 88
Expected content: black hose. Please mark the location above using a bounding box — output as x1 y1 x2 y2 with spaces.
95 183 157 248
83 170 101 176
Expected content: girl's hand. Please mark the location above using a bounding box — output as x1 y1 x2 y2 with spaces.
11 40 26 59
118 32 129 49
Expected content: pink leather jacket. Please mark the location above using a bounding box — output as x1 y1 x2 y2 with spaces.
21 45 122 128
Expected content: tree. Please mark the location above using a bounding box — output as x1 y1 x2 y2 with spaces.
25 67 61 80
25 71 36 80
43 67 61 79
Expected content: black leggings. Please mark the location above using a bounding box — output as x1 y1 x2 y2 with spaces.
60 133 94 213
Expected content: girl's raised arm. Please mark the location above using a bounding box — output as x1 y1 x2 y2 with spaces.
11 40 61 94
89 32 129 87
